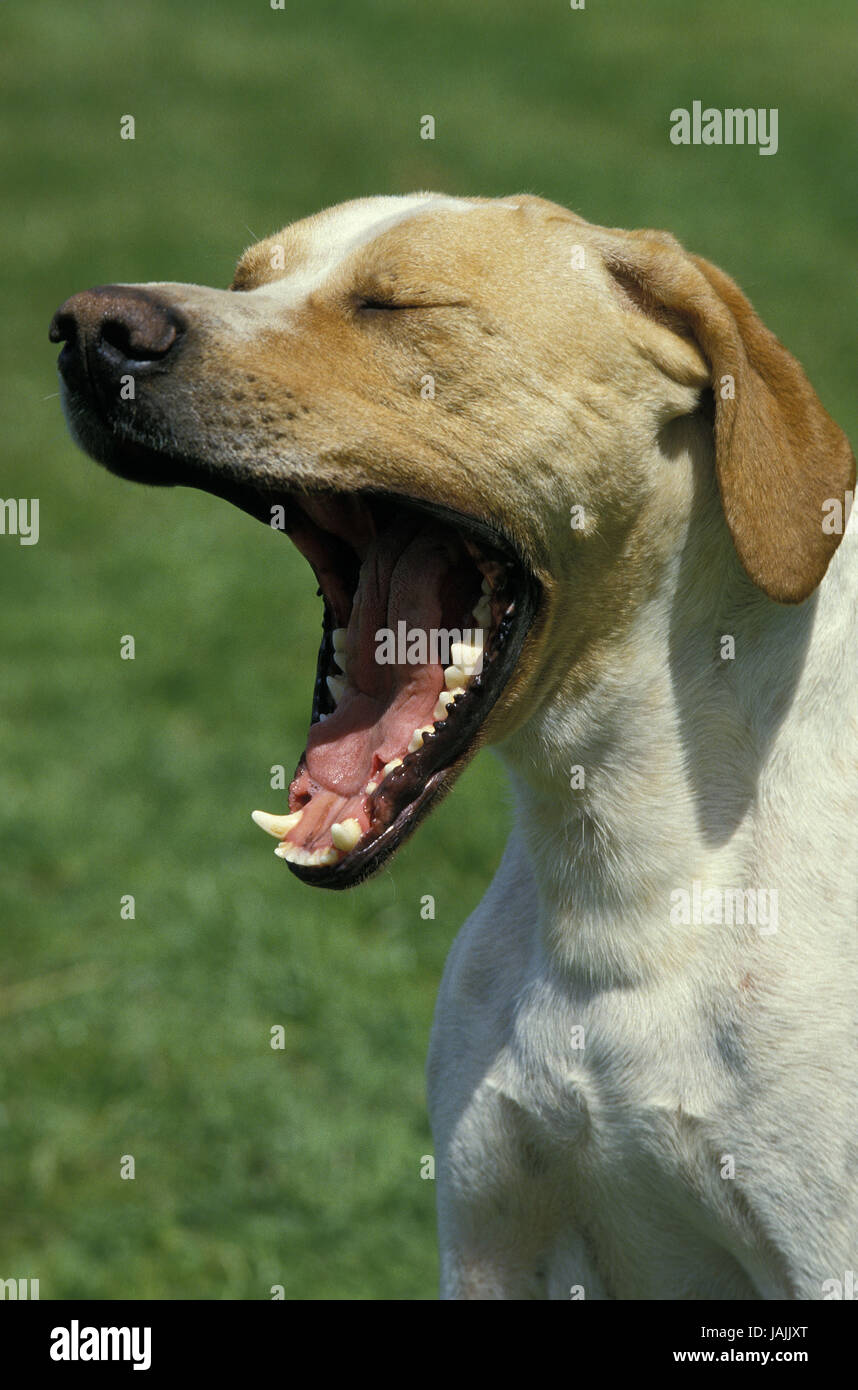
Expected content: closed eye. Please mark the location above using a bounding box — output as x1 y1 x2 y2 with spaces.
359 297 432 312
359 296 412 311
356 293 468 313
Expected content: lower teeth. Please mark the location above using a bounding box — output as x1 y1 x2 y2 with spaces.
407 724 435 753
252 602 493 865
330 818 362 852
274 842 340 867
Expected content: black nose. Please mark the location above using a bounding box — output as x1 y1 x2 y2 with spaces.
49 285 186 391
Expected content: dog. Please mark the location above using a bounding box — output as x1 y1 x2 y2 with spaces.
50 193 857 1299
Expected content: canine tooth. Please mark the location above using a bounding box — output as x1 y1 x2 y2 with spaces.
365 780 379 794
331 818 362 852
444 664 468 690
327 674 346 704
481 576 493 594
472 595 492 627
382 758 403 776
450 640 483 673
251 808 304 839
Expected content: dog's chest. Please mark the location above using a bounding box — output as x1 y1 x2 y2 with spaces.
454 972 753 1267
488 974 731 1159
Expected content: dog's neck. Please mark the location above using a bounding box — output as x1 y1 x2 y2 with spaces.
496 506 856 989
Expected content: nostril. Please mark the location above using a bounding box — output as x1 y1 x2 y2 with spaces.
100 312 178 364
49 309 78 345
100 317 135 359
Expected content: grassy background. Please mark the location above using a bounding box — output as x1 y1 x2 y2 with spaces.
0 0 854 1299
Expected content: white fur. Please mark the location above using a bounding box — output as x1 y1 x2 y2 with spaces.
134 194 476 332
428 476 858 1301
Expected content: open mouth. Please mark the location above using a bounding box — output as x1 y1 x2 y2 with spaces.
48 289 542 889
248 489 539 889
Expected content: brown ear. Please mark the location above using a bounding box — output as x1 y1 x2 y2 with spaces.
603 230 855 603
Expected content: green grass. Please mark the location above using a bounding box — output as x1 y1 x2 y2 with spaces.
0 0 854 1299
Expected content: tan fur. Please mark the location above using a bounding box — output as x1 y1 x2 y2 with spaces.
596 226 855 602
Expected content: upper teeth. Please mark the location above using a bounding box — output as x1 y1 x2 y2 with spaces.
331 628 348 670
251 808 304 839
327 674 346 704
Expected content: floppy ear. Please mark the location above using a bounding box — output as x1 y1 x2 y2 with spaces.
601 230 855 603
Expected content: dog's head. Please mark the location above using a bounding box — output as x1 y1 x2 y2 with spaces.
50 193 854 887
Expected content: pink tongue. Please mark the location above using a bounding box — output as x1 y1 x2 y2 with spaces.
303 525 454 797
